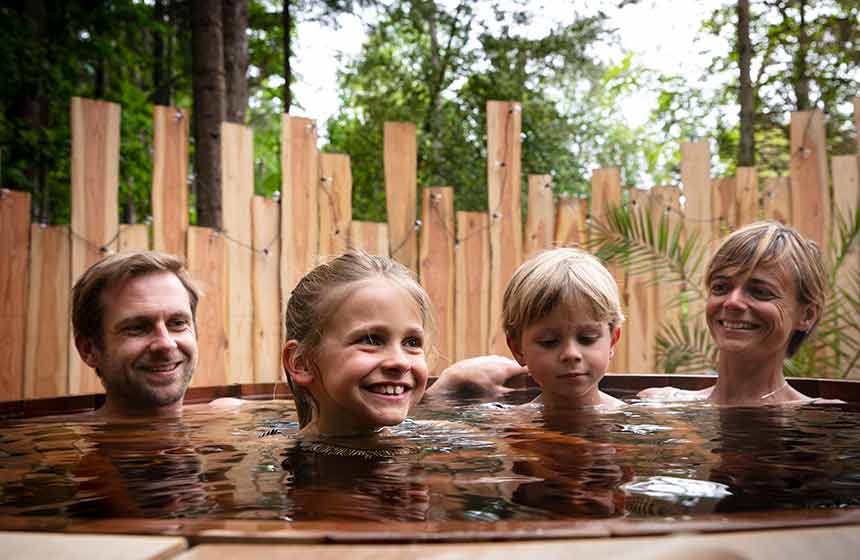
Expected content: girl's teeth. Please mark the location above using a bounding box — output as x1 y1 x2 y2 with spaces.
371 384 405 395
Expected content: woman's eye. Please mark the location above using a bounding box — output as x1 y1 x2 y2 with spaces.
749 286 775 300
710 282 730 295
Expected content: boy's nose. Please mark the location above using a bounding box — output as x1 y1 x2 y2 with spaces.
559 339 582 362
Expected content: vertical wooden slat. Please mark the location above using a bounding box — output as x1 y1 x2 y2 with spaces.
524 174 554 258
736 167 759 227
1 190 31 400
25 225 70 398
384 122 418 273
420 187 455 373
152 106 189 257
833 155 860 377
763 177 792 224
680 141 711 322
281 115 319 298
554 195 588 248
712 177 736 240
187 227 228 388
853 97 859 153
589 168 626 372
626 188 657 372
651 185 683 370
455 212 490 361
70 97 120 395
252 196 282 384
790 110 831 249
348 221 389 256
318 153 352 258
118 224 149 252
487 101 522 356
221 122 255 385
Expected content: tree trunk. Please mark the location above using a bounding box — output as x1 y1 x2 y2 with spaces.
152 0 170 105
191 0 226 229
222 0 249 123
737 0 755 166
793 0 811 110
283 0 292 113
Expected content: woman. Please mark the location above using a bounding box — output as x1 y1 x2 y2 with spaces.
427 221 833 406
639 220 827 405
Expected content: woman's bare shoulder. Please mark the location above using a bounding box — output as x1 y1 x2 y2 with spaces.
637 386 712 402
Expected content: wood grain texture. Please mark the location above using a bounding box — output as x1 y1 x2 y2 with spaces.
383 122 418 272
187 227 228 388
280 116 319 304
763 176 791 224
790 110 831 248
348 221 389 256
151 106 189 257
651 185 683 369
318 153 352 258
455 212 490 360
554 195 587 248
420 187 455 373
118 224 149 252
589 168 626 372
680 141 711 321
735 166 759 227
69 97 120 395
854 97 859 153
24 225 70 398
0 190 31 400
832 155 860 379
524 174 554 259
251 196 282 384
2 532 186 560
625 188 657 372
711 177 736 241
486 101 522 356
221 122 255 384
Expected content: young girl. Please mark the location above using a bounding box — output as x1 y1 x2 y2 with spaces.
282 250 433 445
503 247 625 410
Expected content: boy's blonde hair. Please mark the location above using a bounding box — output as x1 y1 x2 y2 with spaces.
284 250 433 427
503 248 624 343
706 220 826 357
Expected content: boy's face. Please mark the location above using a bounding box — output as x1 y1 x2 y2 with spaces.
507 306 620 406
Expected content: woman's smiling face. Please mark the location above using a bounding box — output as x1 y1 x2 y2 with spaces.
706 263 816 359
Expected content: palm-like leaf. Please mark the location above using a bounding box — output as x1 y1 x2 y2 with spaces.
654 321 717 373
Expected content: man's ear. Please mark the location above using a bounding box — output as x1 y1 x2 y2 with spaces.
75 336 102 372
609 325 622 359
506 335 527 366
283 340 313 387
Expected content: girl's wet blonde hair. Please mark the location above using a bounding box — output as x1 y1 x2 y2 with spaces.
705 220 826 357
503 247 624 344
284 250 433 428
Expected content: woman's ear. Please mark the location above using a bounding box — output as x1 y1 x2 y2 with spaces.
283 340 313 387
799 303 819 332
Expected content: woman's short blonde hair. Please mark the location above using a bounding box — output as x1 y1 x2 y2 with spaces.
502 247 624 344
706 220 826 357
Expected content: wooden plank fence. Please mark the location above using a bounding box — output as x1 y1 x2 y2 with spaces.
2 96 860 401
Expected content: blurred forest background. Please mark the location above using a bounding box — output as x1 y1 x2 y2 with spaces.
1 0 858 228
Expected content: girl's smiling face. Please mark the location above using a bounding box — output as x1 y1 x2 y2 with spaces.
508 306 620 408
706 264 817 359
294 277 429 436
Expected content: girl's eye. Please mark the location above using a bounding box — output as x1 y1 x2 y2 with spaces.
404 336 423 349
358 334 382 346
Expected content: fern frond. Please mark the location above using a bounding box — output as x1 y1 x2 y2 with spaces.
655 321 716 373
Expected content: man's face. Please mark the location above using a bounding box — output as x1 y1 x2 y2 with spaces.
76 272 198 416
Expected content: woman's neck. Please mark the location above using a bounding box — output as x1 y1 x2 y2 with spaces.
711 351 791 405
300 420 386 440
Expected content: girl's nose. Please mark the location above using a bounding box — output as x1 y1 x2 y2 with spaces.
381 344 411 373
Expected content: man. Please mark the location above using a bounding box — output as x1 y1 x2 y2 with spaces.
72 251 200 418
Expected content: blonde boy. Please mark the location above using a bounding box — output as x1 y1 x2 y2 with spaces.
503 248 625 409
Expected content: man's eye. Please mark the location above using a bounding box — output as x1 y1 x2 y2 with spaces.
124 325 147 335
168 319 190 330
